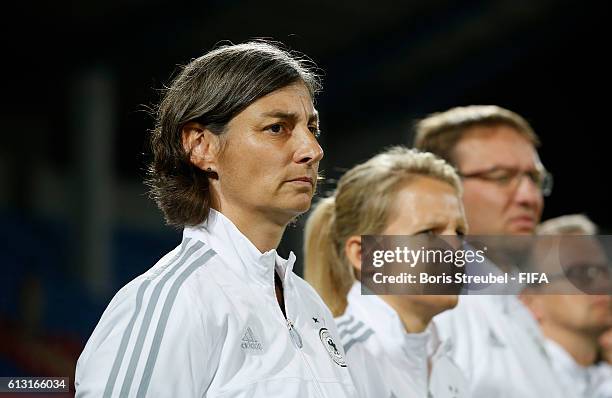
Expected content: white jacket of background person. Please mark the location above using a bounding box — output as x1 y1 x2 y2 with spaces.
592 363 612 398
544 339 612 398
75 209 357 398
336 282 467 398
434 295 577 398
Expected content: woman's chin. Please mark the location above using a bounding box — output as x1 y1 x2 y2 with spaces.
286 196 315 214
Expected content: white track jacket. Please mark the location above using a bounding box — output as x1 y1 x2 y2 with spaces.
75 209 357 397
544 339 612 398
336 282 467 398
434 295 577 398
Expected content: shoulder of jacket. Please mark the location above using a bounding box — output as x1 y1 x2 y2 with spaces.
292 274 332 309
336 312 376 356
108 245 223 315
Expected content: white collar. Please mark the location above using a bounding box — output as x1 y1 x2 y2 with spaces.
346 282 449 359
500 295 544 337
182 208 296 285
545 338 594 394
545 338 590 375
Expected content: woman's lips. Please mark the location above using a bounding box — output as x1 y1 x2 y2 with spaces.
509 216 536 230
288 177 314 187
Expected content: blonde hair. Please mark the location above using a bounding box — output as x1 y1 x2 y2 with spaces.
537 214 598 235
414 105 540 166
304 146 461 316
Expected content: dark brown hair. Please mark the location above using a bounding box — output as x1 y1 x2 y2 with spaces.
146 41 321 227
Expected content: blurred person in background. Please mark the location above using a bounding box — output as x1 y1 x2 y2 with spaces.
304 147 468 398
75 41 357 397
599 327 612 396
415 105 549 236
522 214 612 398
414 105 573 397
601 328 612 364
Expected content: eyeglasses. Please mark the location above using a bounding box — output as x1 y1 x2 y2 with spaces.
546 264 611 293
459 167 554 197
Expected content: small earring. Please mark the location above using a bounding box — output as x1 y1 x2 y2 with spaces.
207 167 212 172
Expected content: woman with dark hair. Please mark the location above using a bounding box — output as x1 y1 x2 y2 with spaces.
76 41 356 397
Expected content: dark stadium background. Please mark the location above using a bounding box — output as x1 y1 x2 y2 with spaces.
0 0 608 391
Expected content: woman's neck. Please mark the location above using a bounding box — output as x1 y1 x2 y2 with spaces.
214 204 287 253
380 296 434 334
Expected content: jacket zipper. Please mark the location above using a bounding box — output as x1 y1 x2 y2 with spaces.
274 266 326 398
285 318 326 398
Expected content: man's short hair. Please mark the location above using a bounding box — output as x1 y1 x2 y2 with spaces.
146 41 321 227
413 105 540 166
537 214 598 235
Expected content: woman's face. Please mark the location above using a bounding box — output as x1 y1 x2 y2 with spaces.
384 176 466 236
383 175 467 311
213 82 323 224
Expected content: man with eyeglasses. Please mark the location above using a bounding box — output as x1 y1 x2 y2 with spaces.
415 105 551 236
414 105 575 397
521 215 612 398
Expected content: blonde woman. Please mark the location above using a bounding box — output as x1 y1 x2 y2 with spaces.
305 147 468 398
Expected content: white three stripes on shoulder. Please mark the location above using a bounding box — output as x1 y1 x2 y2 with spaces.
102 239 193 398
102 239 216 398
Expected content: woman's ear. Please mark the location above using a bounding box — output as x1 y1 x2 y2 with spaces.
181 121 220 172
344 236 362 273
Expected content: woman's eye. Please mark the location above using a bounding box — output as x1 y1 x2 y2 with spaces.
309 126 321 137
267 124 284 134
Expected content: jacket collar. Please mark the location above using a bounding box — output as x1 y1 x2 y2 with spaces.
545 338 592 391
346 282 448 359
182 208 296 286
